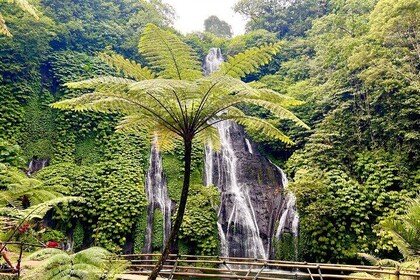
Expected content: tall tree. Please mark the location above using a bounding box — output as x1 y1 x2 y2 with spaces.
51 24 308 279
204 15 233 38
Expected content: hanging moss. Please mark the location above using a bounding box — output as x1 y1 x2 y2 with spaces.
273 233 299 261
73 221 84 252
133 208 147 254
152 209 164 251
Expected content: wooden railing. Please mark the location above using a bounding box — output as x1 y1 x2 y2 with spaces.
119 254 420 280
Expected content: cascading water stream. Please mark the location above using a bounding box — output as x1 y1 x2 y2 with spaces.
203 47 299 260
275 169 299 238
204 48 267 259
27 158 48 176
215 121 267 259
143 139 172 253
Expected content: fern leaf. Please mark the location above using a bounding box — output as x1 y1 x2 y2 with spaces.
195 126 221 151
243 98 310 130
139 24 203 81
64 76 134 90
229 116 294 145
152 126 182 151
357 253 380 265
219 42 282 78
253 88 306 107
98 51 155 81
116 115 155 134
0 13 12 37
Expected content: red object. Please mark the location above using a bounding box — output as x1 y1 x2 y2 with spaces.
46 241 59 248
18 223 30 234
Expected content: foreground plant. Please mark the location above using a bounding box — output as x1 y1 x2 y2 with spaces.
23 247 124 280
51 23 309 279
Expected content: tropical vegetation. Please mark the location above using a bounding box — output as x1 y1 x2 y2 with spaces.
0 0 418 278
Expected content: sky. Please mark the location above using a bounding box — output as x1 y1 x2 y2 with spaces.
162 0 247 36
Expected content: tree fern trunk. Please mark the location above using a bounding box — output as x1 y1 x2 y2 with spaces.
148 139 192 280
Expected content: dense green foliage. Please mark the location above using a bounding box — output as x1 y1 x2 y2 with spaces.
0 0 418 268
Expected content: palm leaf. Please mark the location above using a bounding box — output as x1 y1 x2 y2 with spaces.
98 51 155 81
219 42 282 78
139 23 203 81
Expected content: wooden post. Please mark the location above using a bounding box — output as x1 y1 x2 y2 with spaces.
17 242 23 279
394 267 400 280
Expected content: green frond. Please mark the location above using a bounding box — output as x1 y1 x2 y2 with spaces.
139 24 203 81
24 247 125 280
195 126 221 151
27 248 64 261
0 196 83 220
51 92 141 115
380 197 420 260
64 76 134 90
229 115 294 145
152 127 182 152
116 115 155 134
253 88 306 107
376 259 401 267
0 13 12 37
98 51 155 81
9 0 39 19
219 42 282 78
242 98 310 130
357 253 380 265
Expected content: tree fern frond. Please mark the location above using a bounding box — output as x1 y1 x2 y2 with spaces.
51 92 140 115
98 51 155 81
219 42 282 78
9 0 39 19
243 98 310 130
24 247 125 280
64 76 134 90
27 248 64 261
195 126 221 151
152 127 182 151
357 253 380 265
139 23 203 81
229 116 294 145
376 259 401 267
116 115 155 134
380 197 420 260
0 13 12 37
253 88 306 107
0 197 82 220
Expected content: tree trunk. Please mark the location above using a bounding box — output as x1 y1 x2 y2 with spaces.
148 139 192 280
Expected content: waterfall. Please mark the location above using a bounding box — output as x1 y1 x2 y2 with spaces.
27 158 48 176
213 121 267 259
143 140 172 253
203 47 299 260
275 169 299 238
204 48 224 75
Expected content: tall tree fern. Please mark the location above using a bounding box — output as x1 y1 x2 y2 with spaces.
51 23 309 279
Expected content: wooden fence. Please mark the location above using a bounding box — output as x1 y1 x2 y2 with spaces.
119 254 420 280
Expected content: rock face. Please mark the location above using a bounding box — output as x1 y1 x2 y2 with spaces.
205 121 286 259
